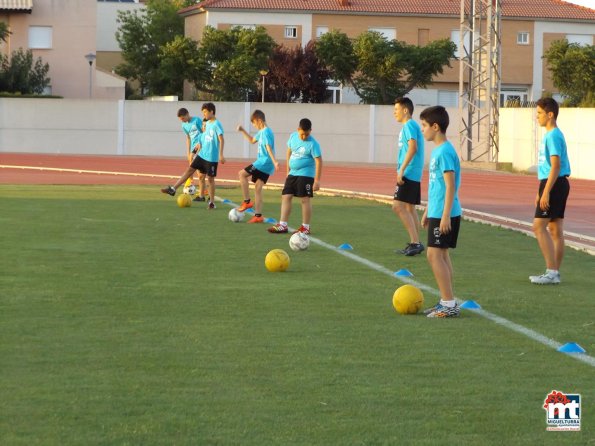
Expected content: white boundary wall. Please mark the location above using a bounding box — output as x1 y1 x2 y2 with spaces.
0 99 593 180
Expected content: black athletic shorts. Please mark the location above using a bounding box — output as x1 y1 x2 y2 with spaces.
244 164 270 184
534 176 569 219
191 155 218 177
393 177 421 205
282 175 314 198
427 216 461 249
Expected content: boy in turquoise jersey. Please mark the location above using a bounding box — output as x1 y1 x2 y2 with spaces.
530 97 571 285
177 108 206 201
392 97 425 256
236 110 279 223
419 106 462 318
268 118 322 235
161 103 225 210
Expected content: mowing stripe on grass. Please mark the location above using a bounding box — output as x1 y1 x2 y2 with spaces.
221 196 595 369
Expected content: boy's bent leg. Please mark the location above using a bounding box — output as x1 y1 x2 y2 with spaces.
173 166 197 190
254 180 264 214
239 169 251 201
247 181 264 222
162 167 197 195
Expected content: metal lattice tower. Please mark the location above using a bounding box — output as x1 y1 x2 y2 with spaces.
458 0 502 162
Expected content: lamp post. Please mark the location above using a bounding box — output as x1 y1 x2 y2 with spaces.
84 53 96 99
259 69 268 103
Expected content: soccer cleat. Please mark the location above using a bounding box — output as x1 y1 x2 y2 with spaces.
529 271 560 281
396 243 412 254
247 215 264 224
404 243 425 256
193 196 206 202
161 186 176 196
237 201 254 212
426 303 460 318
530 271 560 285
268 224 288 233
293 225 311 235
423 302 442 315
207 201 216 210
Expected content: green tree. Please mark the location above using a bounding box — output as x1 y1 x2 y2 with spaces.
543 39 595 107
159 35 205 96
316 30 456 104
0 48 50 94
0 22 10 43
115 0 194 96
194 26 276 101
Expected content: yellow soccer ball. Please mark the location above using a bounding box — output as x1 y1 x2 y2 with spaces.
176 193 192 208
265 249 290 272
392 284 424 315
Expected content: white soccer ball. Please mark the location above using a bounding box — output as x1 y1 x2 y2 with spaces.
228 208 245 222
183 185 197 195
289 232 310 251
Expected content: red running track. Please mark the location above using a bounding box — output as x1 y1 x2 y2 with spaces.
1 152 593 244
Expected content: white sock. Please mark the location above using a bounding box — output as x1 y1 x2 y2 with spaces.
302 223 310 229
440 299 456 308
280 221 288 227
546 269 559 275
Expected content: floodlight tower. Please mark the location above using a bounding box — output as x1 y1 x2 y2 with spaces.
458 0 502 162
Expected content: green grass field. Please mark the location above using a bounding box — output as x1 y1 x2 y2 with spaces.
1 185 593 445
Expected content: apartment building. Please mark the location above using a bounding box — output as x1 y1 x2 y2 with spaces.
0 0 140 99
180 0 595 105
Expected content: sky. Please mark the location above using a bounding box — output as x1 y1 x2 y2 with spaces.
563 0 595 9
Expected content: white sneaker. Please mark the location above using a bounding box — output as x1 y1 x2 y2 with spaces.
530 271 560 285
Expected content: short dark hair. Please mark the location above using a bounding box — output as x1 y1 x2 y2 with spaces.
251 110 266 122
298 118 312 131
201 102 216 114
395 97 414 115
420 106 449 133
177 107 189 117
536 97 559 119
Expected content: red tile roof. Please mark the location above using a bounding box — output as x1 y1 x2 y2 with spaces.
181 0 595 21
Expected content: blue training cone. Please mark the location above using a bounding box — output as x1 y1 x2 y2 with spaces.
338 243 353 250
394 269 413 277
245 208 255 214
264 217 277 224
222 199 231 204
461 300 481 310
558 342 586 354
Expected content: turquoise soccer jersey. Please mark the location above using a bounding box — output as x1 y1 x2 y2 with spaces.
252 127 276 175
200 119 224 162
397 119 425 182
287 132 322 178
538 127 571 180
427 141 462 219
181 117 202 153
